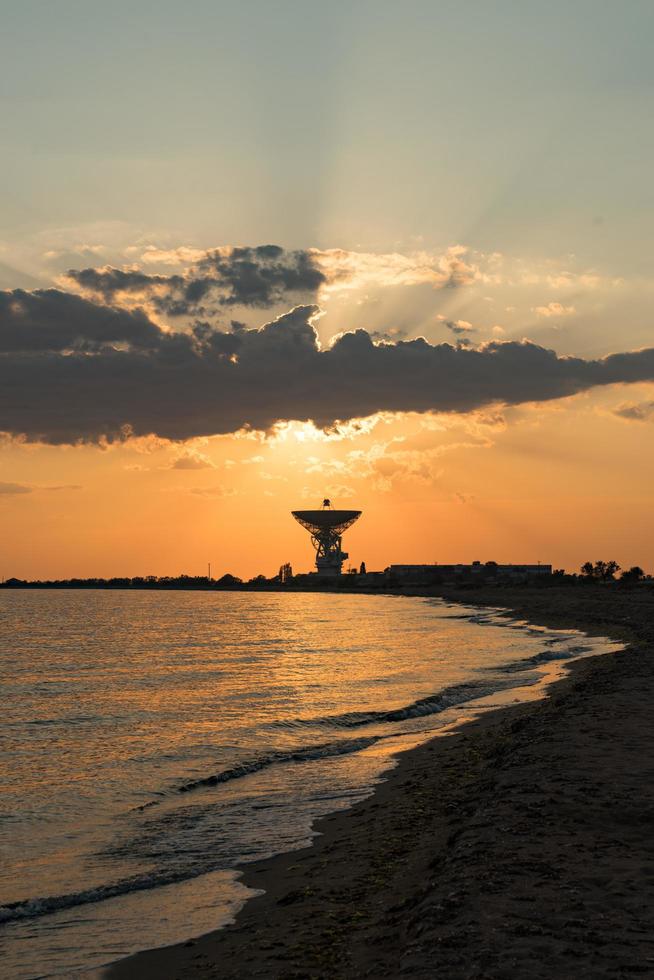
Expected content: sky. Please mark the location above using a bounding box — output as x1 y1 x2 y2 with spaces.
2 0 654 579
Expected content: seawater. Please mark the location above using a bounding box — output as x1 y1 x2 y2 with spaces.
0 590 620 979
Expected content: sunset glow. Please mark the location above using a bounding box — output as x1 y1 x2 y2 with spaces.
4 7 654 980
2 2 653 581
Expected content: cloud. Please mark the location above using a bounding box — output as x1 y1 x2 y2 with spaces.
0 288 161 352
533 301 576 318
260 471 287 482
366 447 445 490
301 483 356 500
44 243 106 262
314 245 478 295
170 451 215 470
189 485 237 497
436 315 477 336
4 297 654 445
63 243 487 321
0 482 82 494
269 416 389 444
436 316 478 346
612 400 654 422
198 246 325 307
305 432 489 492
65 245 326 317
0 482 32 495
140 246 206 266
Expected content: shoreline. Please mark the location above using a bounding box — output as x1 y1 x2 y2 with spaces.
103 587 654 979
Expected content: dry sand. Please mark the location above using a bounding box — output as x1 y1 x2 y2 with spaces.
105 586 654 979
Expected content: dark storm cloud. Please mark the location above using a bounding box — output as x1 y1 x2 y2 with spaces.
196 246 325 307
66 245 326 316
68 267 177 297
0 289 161 352
3 299 654 444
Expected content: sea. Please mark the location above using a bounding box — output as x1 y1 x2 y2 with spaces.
0 590 621 979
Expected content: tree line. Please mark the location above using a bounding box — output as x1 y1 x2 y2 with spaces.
576 561 647 583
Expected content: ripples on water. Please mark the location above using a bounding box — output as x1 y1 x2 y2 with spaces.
0 590 620 978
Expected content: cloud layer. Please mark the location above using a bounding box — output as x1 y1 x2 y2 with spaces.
2 290 654 445
66 245 326 318
63 243 485 320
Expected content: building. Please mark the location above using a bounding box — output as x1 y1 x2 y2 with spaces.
387 561 552 585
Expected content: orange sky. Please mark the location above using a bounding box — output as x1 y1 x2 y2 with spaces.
3 5 654 581
2 379 653 581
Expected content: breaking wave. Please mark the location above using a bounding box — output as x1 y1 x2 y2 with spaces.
278 676 527 732
490 644 592 673
0 868 205 925
175 736 382 794
140 672 548 810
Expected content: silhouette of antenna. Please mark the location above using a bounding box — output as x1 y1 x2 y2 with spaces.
292 498 361 577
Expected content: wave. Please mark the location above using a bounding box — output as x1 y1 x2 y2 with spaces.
176 736 381 794
2 738 381 925
275 677 528 733
140 678 526 806
140 644 588 810
0 867 208 926
490 644 592 673
3 638 595 927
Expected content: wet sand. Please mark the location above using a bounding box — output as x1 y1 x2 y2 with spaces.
104 586 654 979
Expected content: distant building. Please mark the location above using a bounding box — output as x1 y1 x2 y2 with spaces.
387 561 552 585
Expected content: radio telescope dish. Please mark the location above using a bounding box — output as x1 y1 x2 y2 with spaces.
292 510 362 536
292 500 362 576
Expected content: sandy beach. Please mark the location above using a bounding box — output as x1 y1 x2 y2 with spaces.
104 586 654 979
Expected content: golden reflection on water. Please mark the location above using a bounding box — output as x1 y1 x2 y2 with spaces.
0 590 619 980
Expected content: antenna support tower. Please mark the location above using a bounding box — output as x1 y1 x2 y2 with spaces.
292 498 362 577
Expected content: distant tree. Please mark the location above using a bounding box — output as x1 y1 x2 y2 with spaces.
278 562 293 583
580 560 621 582
599 560 620 581
620 565 645 583
359 561 367 575
217 573 242 586
552 568 566 578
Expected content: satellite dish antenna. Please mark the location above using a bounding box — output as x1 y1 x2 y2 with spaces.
292 500 362 577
